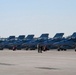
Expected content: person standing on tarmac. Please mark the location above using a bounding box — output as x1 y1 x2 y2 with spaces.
12 45 16 51
37 43 42 53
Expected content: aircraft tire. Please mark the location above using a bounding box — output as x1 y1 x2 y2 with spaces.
26 48 28 50
64 49 66 51
0 48 3 50
13 49 16 51
58 49 60 51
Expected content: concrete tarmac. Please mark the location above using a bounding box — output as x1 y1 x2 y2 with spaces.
0 50 76 75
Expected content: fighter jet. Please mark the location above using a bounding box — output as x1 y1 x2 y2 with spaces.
54 32 76 51
23 33 49 50
0 36 16 50
39 33 65 51
12 35 25 50
12 35 35 50
20 34 34 50
0 39 5 50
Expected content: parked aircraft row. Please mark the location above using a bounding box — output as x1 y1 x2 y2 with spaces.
0 32 76 51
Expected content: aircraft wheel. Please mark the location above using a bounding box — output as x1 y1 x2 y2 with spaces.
61 49 64 51
13 49 16 51
64 49 66 51
26 48 28 50
58 49 60 51
0 48 3 50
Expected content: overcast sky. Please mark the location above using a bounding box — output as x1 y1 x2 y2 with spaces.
0 0 76 37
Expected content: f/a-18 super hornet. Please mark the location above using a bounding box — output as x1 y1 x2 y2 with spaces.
54 32 76 51
38 33 65 51
22 33 49 50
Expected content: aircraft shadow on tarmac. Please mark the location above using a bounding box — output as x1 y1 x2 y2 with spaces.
35 67 59 70
0 63 15 66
